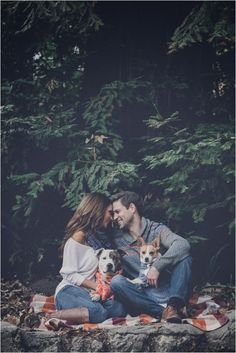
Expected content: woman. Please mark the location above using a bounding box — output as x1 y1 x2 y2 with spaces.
47 192 127 324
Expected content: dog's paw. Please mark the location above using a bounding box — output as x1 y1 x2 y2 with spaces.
128 278 144 285
90 293 101 301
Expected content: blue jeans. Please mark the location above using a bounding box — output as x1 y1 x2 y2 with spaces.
110 256 192 319
55 285 127 323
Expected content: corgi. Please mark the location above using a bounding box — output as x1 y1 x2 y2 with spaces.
130 237 161 286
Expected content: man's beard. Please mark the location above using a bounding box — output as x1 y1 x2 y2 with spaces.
113 219 125 230
117 218 132 230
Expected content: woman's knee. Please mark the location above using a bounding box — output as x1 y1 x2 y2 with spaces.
55 285 89 310
88 304 108 323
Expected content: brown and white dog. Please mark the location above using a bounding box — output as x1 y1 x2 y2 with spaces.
91 248 126 302
129 237 161 286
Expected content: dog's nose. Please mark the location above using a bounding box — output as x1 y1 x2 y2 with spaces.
107 263 113 270
144 257 149 263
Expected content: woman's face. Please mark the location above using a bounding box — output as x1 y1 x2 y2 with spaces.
102 204 113 228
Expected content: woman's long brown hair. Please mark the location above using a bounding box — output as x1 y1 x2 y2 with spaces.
59 192 111 253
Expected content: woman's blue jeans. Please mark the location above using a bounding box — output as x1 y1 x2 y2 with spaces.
55 285 127 323
110 256 192 319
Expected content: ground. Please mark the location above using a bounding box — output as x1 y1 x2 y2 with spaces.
1 277 235 329
1 276 59 328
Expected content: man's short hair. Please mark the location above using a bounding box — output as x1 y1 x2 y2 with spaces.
111 191 143 214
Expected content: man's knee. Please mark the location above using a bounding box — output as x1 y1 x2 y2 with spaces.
110 274 126 292
182 256 193 274
176 256 192 272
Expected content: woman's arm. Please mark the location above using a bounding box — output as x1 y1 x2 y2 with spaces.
60 234 98 289
81 278 97 291
72 230 85 243
72 231 98 290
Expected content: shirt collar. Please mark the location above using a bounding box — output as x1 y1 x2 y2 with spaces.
113 217 148 245
140 217 148 237
123 217 148 244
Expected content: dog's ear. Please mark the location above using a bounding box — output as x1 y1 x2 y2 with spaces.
95 248 104 258
117 249 127 257
151 237 160 250
136 236 145 247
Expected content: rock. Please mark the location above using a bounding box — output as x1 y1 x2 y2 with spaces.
1 321 22 352
20 329 62 352
1 312 235 352
102 324 204 352
199 311 235 352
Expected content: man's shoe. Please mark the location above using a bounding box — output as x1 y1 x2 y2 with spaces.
161 305 182 323
161 296 185 324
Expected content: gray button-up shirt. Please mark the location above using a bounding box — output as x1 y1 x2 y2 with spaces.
111 217 191 279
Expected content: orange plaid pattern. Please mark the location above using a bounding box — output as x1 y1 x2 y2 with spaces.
29 293 229 332
95 271 114 301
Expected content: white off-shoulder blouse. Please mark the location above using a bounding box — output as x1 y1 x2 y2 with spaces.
55 237 98 297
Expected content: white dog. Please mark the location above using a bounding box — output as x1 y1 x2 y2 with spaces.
91 248 126 301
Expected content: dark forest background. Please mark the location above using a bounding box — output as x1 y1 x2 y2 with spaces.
1 1 235 287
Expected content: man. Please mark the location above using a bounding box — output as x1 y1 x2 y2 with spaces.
110 191 192 323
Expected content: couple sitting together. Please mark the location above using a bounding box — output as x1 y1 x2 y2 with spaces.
47 191 192 325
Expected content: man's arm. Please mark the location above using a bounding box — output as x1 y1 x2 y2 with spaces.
152 224 190 273
147 267 160 287
147 225 190 287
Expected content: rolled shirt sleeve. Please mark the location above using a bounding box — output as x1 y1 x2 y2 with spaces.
59 238 98 286
60 269 86 287
152 224 191 272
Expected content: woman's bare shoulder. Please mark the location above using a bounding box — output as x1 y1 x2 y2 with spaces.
71 230 85 244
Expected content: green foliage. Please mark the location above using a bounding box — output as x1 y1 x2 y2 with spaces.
63 160 139 209
168 2 235 55
142 113 235 235
2 1 234 284
83 80 151 131
2 1 103 36
11 160 139 217
5 77 146 222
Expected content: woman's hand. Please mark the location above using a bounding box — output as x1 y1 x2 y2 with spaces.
81 278 97 291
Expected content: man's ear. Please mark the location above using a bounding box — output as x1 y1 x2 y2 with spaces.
95 248 104 258
129 202 137 214
117 249 127 257
151 237 160 250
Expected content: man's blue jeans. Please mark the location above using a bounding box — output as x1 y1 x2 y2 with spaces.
110 256 192 319
55 285 127 323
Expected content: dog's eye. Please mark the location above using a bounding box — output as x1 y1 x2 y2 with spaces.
102 257 106 260
141 251 146 255
149 251 154 256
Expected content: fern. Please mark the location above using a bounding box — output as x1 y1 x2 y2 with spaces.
168 2 235 54
142 114 234 233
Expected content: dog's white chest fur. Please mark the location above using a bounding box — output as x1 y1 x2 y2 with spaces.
129 240 161 286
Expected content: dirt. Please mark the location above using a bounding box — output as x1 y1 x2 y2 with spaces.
1 277 235 330
1 276 60 328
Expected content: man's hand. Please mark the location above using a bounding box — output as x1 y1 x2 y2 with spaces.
147 266 160 288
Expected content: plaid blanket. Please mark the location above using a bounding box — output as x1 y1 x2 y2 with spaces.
28 293 229 332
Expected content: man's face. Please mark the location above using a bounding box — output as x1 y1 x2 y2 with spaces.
112 199 134 229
